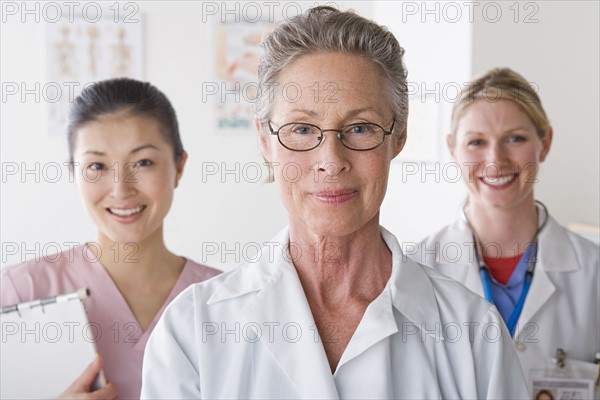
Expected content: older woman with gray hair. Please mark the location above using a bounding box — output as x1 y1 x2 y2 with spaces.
141 7 529 399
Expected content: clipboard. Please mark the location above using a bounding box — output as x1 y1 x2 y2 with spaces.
1 288 105 399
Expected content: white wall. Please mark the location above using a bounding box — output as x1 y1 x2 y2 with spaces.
2 1 598 270
374 1 472 245
471 0 600 228
0 1 368 270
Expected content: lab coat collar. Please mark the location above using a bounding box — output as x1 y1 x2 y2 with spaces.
336 227 443 371
209 227 339 398
209 226 442 329
515 207 577 334
444 211 478 267
206 228 289 305
207 226 443 398
536 206 580 273
429 214 484 296
335 284 398 371
241 248 339 398
382 227 442 332
454 202 580 274
455 204 579 336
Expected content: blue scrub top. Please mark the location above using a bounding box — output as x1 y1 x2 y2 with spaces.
487 243 535 325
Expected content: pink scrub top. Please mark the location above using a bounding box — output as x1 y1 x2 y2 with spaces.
0 245 221 399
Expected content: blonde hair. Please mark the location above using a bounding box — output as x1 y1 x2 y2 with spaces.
449 68 550 146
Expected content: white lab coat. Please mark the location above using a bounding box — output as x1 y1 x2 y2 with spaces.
409 206 600 382
141 227 529 399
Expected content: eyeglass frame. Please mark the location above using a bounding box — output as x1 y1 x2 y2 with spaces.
267 119 396 152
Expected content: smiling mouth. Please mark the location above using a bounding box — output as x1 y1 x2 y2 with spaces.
480 174 517 187
311 190 357 204
107 206 146 216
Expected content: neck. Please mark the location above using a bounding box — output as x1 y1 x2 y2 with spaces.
467 197 539 258
92 226 183 283
289 216 392 310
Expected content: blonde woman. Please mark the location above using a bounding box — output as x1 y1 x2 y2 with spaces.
415 68 599 384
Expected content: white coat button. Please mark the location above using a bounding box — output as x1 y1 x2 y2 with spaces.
515 342 526 352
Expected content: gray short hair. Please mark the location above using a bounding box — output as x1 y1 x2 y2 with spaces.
256 6 408 130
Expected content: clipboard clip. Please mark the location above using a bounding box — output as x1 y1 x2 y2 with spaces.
555 348 567 368
0 288 90 317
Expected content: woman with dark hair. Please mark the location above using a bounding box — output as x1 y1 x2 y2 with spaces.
0 78 220 399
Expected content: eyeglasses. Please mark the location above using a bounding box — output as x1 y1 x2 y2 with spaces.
268 119 396 152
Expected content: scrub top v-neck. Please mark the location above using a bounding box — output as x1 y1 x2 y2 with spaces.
0 245 220 399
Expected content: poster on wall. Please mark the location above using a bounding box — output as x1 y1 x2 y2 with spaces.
45 13 144 136
213 19 271 132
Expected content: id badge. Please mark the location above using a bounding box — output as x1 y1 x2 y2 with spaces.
530 357 599 400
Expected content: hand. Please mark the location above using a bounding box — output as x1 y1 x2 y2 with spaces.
58 355 118 399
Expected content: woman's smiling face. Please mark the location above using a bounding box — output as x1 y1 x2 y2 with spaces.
451 99 552 211
73 113 186 245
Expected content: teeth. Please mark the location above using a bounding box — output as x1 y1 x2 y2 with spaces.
109 206 145 216
482 175 516 186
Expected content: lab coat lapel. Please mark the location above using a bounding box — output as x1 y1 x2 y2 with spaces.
463 264 485 297
240 234 339 399
436 217 485 298
515 213 577 336
514 259 555 338
335 286 398 371
439 262 485 298
385 228 443 371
